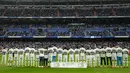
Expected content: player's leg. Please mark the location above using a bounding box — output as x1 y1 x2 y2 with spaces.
69 55 71 62
98 56 101 67
126 57 128 67
77 55 79 62
117 56 119 67
106 57 109 66
5 55 7 65
89 56 92 67
103 57 106 67
65 55 68 62
120 57 123 67
110 57 112 67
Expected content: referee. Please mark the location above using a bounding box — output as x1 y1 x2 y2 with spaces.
100 46 106 67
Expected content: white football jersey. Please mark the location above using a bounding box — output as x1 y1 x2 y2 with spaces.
57 48 63 54
8 48 14 54
80 47 85 53
2 49 7 55
53 46 57 56
75 49 80 54
30 48 35 54
100 48 106 57
48 47 54 54
63 49 68 55
117 47 123 57
90 49 96 55
106 47 112 57
19 49 24 55
69 48 74 55
38 48 45 57
95 48 100 54
85 50 90 55
25 47 30 53
14 48 19 54
123 48 128 55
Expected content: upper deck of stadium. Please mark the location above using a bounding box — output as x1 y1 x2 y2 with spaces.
0 0 130 5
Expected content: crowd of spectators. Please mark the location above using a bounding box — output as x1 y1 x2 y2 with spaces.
0 23 129 36
1 7 130 16
0 41 130 50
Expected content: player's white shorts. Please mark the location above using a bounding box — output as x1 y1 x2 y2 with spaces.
80 54 85 61
25 54 30 61
95 54 100 61
63 55 68 62
75 54 79 61
14 54 18 60
49 53 53 61
58 54 62 61
123 54 128 61
112 53 117 60
19 55 24 59
36 55 39 60
8 54 13 61
86 55 90 61
91 55 96 61
69 54 74 61
30 54 35 60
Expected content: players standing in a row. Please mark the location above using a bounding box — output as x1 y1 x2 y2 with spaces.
1 45 129 68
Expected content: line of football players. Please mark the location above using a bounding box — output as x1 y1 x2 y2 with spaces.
1 45 129 68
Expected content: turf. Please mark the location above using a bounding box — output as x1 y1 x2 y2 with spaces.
0 55 130 73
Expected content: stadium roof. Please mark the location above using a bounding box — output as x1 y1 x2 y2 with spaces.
0 0 128 2
0 0 130 5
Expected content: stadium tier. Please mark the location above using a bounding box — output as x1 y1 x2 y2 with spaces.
0 7 130 17
0 24 129 37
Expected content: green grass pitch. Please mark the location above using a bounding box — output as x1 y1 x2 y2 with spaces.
0 54 130 73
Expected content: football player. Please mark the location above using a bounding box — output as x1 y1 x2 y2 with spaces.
25 47 31 66
63 47 68 62
30 48 35 67
90 49 96 67
95 47 101 67
52 45 57 62
69 48 75 62
123 47 129 68
48 47 54 66
38 48 44 67
57 47 63 62
80 46 85 62
1 48 7 65
86 49 91 67
18 48 24 67
35 50 40 67
116 45 123 67
44 48 48 67
75 46 80 62
100 47 106 67
106 46 112 67
112 46 117 67
8 48 14 66
13 48 19 66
